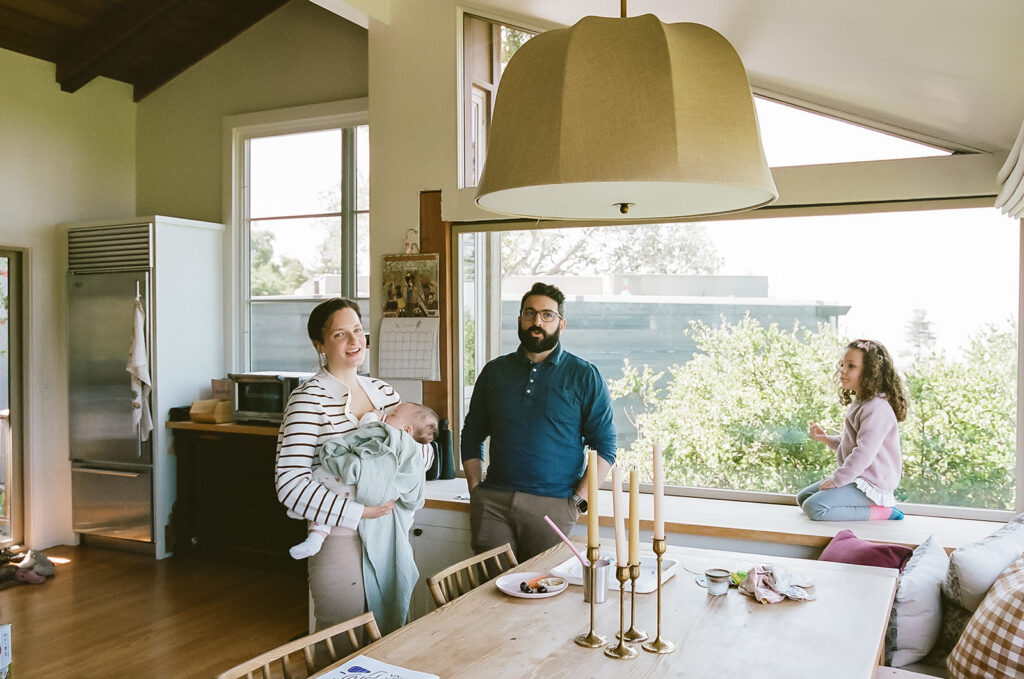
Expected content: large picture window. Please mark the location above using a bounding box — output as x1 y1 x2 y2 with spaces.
229 104 369 371
457 208 1019 515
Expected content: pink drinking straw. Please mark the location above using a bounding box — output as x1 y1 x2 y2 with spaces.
543 515 590 568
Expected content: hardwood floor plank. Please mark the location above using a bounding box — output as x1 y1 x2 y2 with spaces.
1 545 308 678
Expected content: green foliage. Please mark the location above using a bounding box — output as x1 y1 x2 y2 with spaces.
464 317 477 386
250 230 309 296
900 320 1017 509
609 316 1017 510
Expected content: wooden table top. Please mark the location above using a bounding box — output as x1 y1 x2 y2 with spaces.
313 541 898 679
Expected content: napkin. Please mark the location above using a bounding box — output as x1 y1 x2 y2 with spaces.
737 564 815 604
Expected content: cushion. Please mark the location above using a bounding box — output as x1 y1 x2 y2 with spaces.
885 535 950 667
819 529 913 570
947 554 1024 679
943 512 1024 612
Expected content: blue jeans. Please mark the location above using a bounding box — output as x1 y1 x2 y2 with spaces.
796 481 874 521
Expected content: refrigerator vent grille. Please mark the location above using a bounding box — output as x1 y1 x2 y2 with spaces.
68 224 152 272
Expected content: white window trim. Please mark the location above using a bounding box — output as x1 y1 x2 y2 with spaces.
222 98 368 371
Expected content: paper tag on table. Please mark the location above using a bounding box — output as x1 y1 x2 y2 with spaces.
319 654 439 679
0 624 10 679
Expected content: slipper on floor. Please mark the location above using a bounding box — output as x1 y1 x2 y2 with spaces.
15 567 45 584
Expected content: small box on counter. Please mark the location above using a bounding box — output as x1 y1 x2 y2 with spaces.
190 399 232 424
211 378 233 402
0 623 10 679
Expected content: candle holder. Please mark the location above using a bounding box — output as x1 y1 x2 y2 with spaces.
604 565 639 659
575 546 607 648
642 538 675 654
618 563 648 642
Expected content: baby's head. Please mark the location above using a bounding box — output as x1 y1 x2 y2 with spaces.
386 402 439 444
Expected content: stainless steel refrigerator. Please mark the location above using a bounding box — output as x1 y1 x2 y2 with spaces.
68 266 154 543
64 217 225 557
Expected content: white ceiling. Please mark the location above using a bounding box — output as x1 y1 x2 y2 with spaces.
460 0 1024 155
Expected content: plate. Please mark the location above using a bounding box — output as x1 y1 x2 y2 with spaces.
549 551 679 593
495 571 569 599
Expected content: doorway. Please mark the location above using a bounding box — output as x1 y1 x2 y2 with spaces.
0 249 23 547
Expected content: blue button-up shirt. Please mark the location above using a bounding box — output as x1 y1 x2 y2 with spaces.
460 342 617 497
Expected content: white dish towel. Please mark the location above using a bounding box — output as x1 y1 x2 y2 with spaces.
126 297 153 441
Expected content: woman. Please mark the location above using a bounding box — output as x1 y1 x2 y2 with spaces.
275 297 431 632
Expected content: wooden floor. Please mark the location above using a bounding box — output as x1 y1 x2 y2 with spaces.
2 544 308 678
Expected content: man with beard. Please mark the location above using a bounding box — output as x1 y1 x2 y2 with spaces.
461 282 616 561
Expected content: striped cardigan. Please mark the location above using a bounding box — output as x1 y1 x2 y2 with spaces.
275 369 420 530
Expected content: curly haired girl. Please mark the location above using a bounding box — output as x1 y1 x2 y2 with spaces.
797 339 909 521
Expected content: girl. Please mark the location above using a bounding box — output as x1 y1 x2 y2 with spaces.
797 339 909 521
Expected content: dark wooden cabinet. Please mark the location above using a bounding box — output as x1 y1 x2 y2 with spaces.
169 424 305 571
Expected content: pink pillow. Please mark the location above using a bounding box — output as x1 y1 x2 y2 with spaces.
819 530 913 571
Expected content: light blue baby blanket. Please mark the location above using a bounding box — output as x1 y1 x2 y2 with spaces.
318 421 426 634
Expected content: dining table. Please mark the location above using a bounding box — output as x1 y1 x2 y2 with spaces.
312 540 898 679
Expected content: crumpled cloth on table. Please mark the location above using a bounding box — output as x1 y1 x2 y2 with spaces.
738 564 815 604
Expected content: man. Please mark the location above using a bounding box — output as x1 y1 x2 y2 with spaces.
461 282 616 561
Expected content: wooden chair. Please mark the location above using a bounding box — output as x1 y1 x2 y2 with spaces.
215 611 381 679
427 543 519 607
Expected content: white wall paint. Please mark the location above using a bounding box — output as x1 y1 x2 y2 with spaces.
135 0 370 223
0 49 136 549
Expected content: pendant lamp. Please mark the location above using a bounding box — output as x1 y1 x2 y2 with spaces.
474 12 778 221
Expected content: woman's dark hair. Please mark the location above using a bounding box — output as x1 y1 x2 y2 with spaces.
837 338 908 422
307 298 362 343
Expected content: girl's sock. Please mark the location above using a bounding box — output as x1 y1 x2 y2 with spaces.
869 505 904 520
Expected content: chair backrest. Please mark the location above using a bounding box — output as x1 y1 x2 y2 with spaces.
427 543 519 607
215 611 382 679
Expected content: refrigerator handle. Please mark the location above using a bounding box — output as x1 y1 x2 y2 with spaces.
72 468 143 479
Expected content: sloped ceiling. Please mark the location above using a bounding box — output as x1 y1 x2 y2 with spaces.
461 0 1024 155
0 0 288 101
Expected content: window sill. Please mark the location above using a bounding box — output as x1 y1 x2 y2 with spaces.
424 478 1001 554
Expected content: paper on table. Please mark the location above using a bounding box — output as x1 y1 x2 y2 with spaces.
318 654 439 679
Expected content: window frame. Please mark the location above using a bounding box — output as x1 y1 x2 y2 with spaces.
452 203 1023 522
224 99 368 371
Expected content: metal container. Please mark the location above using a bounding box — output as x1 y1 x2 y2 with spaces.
583 559 611 603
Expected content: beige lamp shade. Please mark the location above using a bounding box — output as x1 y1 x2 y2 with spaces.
475 14 778 221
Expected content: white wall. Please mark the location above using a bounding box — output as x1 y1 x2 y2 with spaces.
0 49 136 549
136 0 370 222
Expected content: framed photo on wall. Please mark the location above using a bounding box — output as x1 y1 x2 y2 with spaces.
382 253 440 318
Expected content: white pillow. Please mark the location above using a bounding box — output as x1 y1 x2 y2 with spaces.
885 535 949 667
943 512 1024 612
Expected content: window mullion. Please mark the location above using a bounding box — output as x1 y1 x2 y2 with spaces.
341 127 356 298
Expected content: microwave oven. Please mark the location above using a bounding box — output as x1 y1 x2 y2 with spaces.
228 371 313 425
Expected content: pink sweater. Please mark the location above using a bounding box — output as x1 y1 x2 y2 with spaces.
824 395 902 497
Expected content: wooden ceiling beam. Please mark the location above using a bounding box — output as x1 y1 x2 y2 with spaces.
55 0 185 93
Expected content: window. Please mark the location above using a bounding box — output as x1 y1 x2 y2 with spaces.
228 102 369 372
461 14 535 187
457 208 1019 516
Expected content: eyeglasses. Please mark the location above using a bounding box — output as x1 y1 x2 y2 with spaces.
520 308 561 323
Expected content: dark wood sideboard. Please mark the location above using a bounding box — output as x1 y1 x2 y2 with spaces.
167 421 305 571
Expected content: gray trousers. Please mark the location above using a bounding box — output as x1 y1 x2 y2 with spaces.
469 485 580 562
797 481 874 521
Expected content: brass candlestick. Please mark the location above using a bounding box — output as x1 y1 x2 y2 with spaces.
642 538 675 654
575 545 607 648
619 563 648 642
604 565 639 659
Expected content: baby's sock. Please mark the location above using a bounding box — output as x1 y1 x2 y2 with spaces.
290 531 327 559
869 505 904 520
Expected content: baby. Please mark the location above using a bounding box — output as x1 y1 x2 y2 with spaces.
290 401 439 559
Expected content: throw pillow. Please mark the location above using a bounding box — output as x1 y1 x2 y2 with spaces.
943 512 1024 612
947 554 1024 679
885 535 949 667
819 529 913 570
